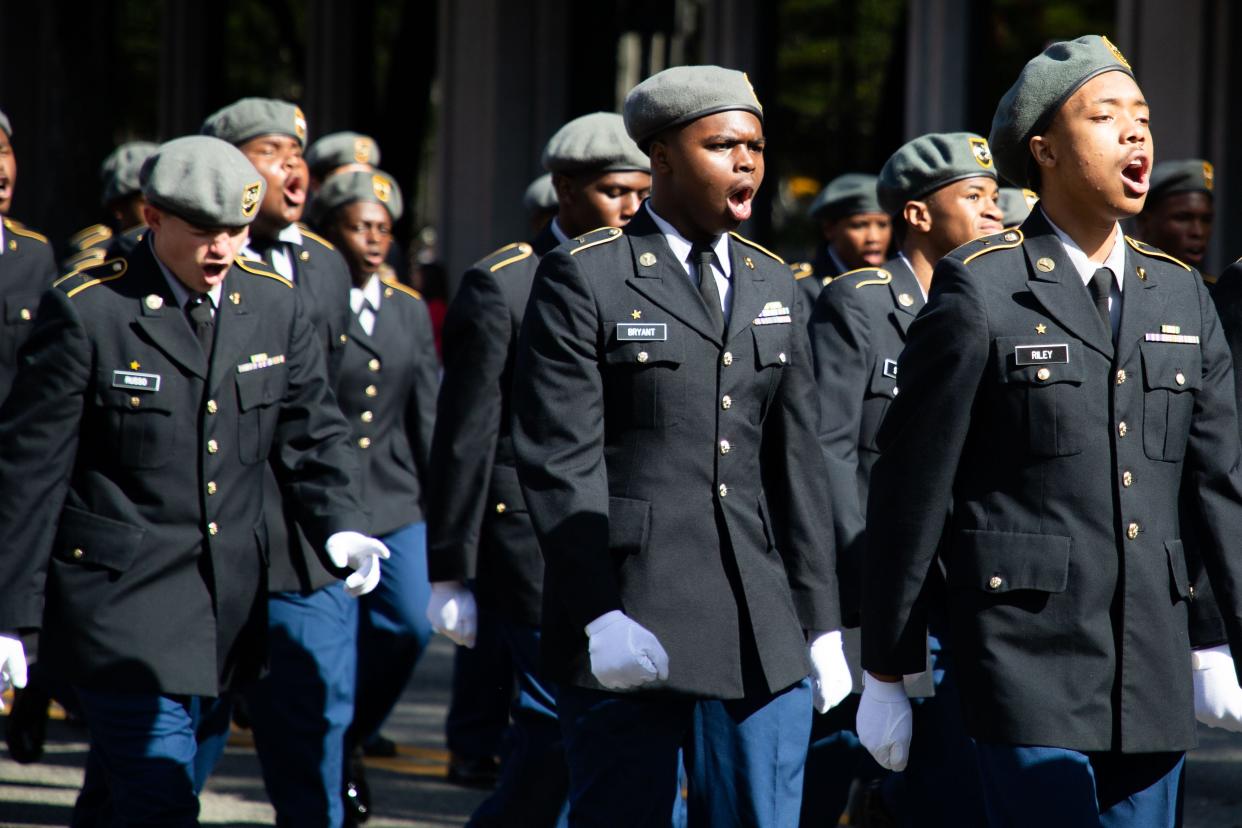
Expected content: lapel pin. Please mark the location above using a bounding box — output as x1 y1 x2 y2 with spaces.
1137 267 1147 281
631 310 642 320
144 294 164 310
639 252 657 267
1036 323 1047 334
299 250 310 262
744 256 755 270
898 292 914 307
1004 232 1018 242
229 292 241 305
1036 257 1055 272
385 287 395 298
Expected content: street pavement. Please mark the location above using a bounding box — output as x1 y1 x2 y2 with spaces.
3 636 1242 826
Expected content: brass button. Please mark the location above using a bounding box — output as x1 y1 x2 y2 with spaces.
1122 470 1133 488
721 395 732 410
1036 367 1051 381
358 437 372 449
1118 421 1128 438
1175 371 1186 386
365 384 378 398
368 358 381 372
778 352 787 364
495 502 507 514
1189 585 1197 599
206 399 218 415
207 481 218 496
1115 369 1126 385
720 440 731 455
339 334 348 344
360 411 374 423
637 351 649 363
207 521 219 536
722 352 733 367
1127 522 1139 540
19 308 31 321
718 484 728 497
129 396 142 408
207 439 219 454
72 547 85 560
987 575 1003 590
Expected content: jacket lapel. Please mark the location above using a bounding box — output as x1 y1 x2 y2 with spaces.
725 239 769 343
1021 212 1114 360
623 211 722 345
208 270 259 393
130 245 208 379
1114 246 1166 369
887 257 924 337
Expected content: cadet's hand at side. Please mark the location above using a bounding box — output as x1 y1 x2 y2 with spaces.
427 581 478 648
1193 644 1242 732
857 672 912 771
809 630 852 713
0 635 27 711
325 531 390 597
585 610 669 690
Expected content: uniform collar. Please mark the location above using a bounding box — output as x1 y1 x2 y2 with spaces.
549 217 571 246
149 235 222 309
644 201 732 281
242 222 303 258
349 274 382 314
1041 207 1126 292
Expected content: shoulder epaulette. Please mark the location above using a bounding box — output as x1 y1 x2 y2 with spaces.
789 261 814 280
235 256 294 287
63 248 108 272
68 223 114 251
1125 235 1192 271
295 223 336 251
569 226 623 256
836 267 892 289
958 228 1024 265
56 257 127 298
382 277 423 300
3 218 49 245
729 231 785 264
482 241 534 272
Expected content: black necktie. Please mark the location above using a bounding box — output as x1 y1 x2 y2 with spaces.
1087 268 1112 338
692 244 725 335
186 294 215 357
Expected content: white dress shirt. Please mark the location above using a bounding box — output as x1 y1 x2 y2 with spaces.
645 202 733 318
1042 208 1125 334
349 274 382 336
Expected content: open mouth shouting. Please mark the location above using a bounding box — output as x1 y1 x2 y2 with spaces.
283 170 306 210
1121 152 1150 198
727 182 755 223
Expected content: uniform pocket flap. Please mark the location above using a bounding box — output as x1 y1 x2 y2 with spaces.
752 328 792 368
1166 539 1190 599
5 293 40 323
1141 345 1201 392
52 506 146 573
236 369 284 411
94 384 175 414
949 529 1071 593
603 339 684 367
608 497 651 556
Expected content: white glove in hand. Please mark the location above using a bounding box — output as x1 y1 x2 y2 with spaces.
0 635 28 712
857 672 913 771
426 581 478 648
1193 644 1242 733
585 610 669 690
325 531 390 598
809 630 852 713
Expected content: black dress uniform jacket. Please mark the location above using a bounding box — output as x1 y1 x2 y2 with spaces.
255 224 356 593
513 208 840 698
340 277 438 535
0 241 366 696
810 258 924 626
861 210 1242 753
427 224 557 625
0 218 57 401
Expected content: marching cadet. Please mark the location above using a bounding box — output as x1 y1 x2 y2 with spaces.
857 36 1242 827
63 141 159 273
511 67 851 826
523 172 559 237
0 109 57 402
1135 159 1216 280
795 173 891 310
804 132 1000 827
0 135 387 825
310 169 439 824
306 131 382 193
997 186 1039 227
427 111 650 825
200 97 361 827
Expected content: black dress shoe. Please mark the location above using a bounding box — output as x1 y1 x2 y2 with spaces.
446 752 500 789
343 750 372 825
5 685 50 764
362 733 397 758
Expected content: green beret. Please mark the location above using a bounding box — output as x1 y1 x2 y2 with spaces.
989 35 1135 187
542 112 650 175
0 109 10 138
624 65 764 151
523 173 558 212
309 169 403 225
100 141 158 206
998 187 1039 226
141 136 266 228
808 173 882 220
1148 159 1214 202
878 132 998 214
305 132 381 177
200 97 308 148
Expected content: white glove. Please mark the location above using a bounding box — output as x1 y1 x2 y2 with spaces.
0 635 28 712
809 630 852 713
857 672 913 771
426 581 478 648
325 531 390 598
585 610 669 690
1193 644 1242 732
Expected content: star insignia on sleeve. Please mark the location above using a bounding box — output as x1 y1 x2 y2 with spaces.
1035 324 1047 334
631 309 642 320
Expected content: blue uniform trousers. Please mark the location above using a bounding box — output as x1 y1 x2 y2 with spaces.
446 602 514 760
975 744 1184 828
246 585 358 828
559 678 812 828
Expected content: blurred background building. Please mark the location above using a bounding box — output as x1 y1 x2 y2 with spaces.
0 0 1233 286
